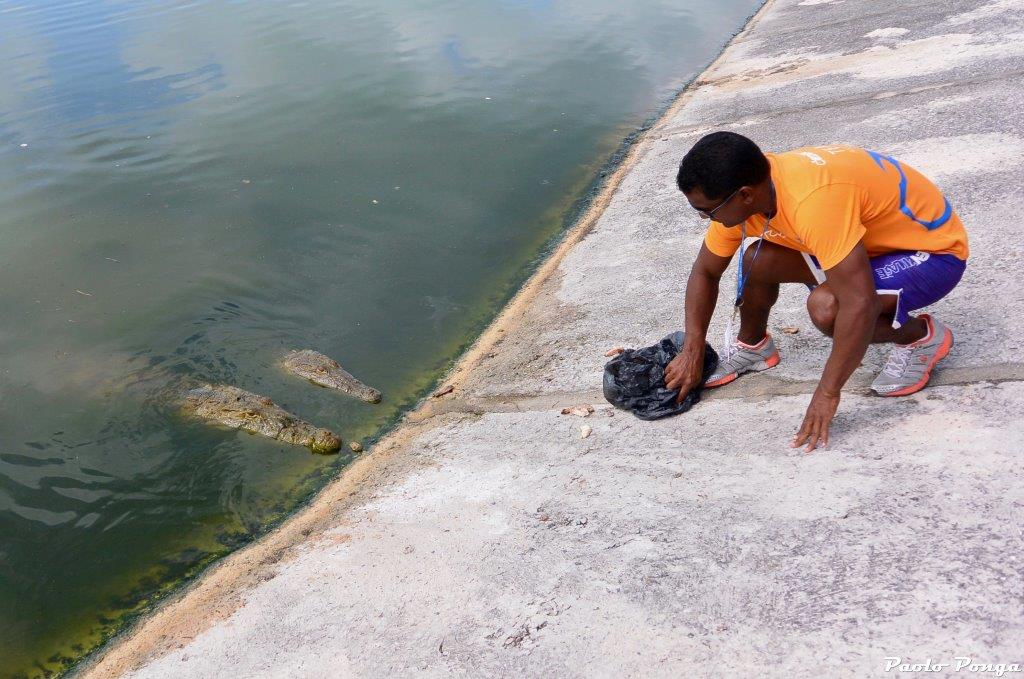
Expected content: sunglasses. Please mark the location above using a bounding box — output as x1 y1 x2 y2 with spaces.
695 187 741 220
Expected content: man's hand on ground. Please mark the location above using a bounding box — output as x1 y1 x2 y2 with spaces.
665 342 705 404
792 388 840 452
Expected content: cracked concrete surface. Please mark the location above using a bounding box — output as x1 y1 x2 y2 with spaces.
79 0 1024 677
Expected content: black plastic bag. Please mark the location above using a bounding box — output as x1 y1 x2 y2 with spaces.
602 331 719 420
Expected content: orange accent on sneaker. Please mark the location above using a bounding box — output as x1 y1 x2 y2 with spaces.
737 334 771 351
704 372 738 388
703 350 780 389
878 326 953 397
909 314 935 347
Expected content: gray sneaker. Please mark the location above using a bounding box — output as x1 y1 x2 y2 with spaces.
705 334 780 388
871 314 953 397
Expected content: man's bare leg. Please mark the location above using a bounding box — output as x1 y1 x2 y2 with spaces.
705 241 819 388
736 240 817 344
807 285 928 345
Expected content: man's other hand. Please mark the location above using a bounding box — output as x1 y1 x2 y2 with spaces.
792 388 840 452
665 342 705 404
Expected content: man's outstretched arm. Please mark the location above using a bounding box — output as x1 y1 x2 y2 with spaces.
793 242 880 451
665 244 732 402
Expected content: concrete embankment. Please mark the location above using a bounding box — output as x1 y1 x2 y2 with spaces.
79 0 1024 676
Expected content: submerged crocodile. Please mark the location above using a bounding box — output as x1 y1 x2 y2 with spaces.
283 350 382 403
185 384 342 453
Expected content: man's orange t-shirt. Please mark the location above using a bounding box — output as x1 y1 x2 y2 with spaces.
703 145 969 270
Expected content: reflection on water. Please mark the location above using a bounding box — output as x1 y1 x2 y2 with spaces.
0 0 759 675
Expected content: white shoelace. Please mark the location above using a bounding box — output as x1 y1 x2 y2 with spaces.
882 345 913 378
721 308 740 361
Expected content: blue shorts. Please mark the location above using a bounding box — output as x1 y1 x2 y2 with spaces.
803 251 966 328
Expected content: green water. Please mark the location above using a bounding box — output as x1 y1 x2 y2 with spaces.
0 0 760 675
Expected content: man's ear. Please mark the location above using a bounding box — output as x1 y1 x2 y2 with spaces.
738 186 755 204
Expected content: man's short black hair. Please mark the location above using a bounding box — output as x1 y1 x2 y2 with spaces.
676 131 770 200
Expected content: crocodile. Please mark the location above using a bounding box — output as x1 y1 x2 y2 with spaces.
185 384 342 454
283 349 382 403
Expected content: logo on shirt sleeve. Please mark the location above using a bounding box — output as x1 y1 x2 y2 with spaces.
797 151 826 166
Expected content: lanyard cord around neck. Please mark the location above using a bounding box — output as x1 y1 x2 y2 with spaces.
722 190 774 357
733 182 776 308
734 216 769 308
723 220 768 358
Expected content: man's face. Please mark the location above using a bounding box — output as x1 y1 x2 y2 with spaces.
683 186 751 227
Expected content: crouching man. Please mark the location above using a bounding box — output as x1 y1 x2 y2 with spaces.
664 132 969 451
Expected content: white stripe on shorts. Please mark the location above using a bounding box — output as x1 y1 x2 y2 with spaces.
801 252 827 285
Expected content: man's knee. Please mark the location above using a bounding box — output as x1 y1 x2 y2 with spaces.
807 285 838 336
